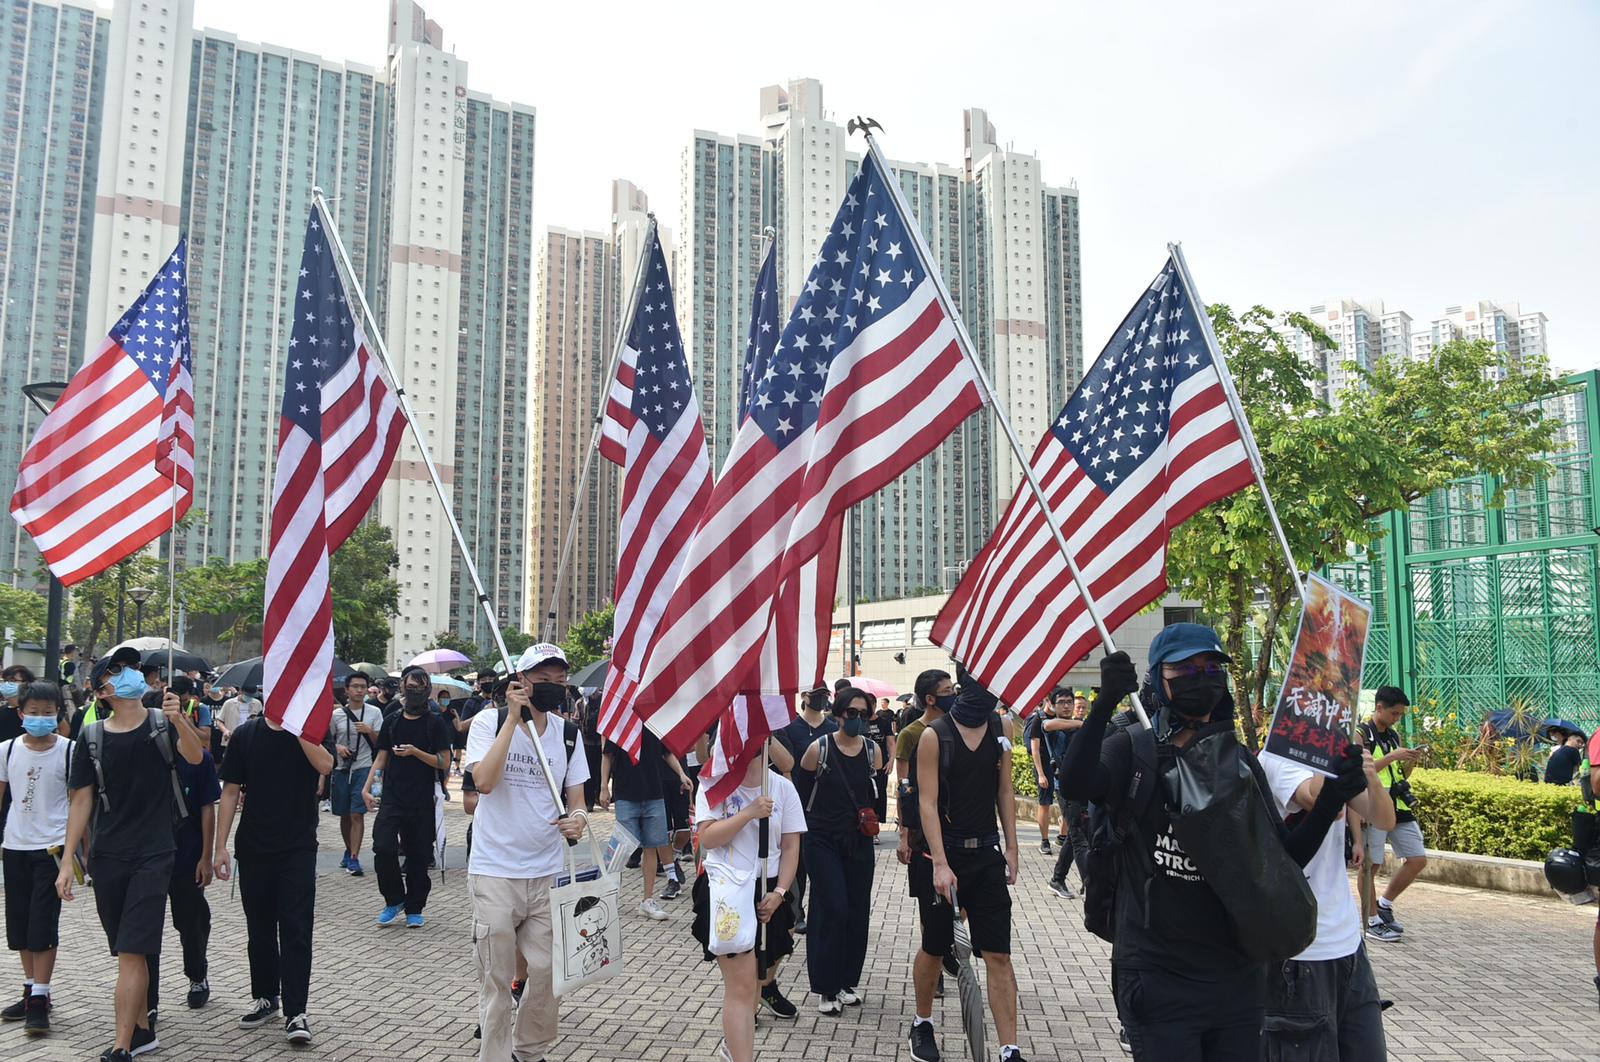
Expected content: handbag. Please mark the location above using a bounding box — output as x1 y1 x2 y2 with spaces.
705 860 757 956
549 824 624 996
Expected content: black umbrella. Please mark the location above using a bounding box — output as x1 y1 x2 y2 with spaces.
110 637 212 675
570 657 609 689
215 655 354 690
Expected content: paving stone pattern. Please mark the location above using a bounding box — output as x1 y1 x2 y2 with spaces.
2 786 1596 1060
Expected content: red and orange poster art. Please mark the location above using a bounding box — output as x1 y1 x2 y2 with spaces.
1264 573 1373 776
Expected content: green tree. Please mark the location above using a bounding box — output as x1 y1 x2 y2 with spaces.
1166 308 1562 749
420 627 532 672
180 556 267 660
67 555 174 661
562 603 615 669
328 521 401 663
0 584 47 644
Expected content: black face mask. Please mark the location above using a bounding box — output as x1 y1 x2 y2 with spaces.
529 682 568 714
1166 673 1227 721
402 689 429 714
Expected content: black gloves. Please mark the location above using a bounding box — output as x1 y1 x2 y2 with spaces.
1325 745 1370 803
1094 652 1139 714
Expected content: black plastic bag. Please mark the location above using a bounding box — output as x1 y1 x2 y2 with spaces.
1163 722 1317 963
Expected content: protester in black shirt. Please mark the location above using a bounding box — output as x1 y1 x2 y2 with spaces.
797 687 880 1016
1546 730 1585 786
214 712 333 1044
145 749 222 1018
869 699 896 836
776 687 838 933
1058 625 1364 1062
362 666 451 928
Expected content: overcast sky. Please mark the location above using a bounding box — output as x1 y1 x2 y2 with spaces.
195 0 1599 372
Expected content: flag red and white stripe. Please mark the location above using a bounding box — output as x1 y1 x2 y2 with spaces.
594 230 712 760
934 257 1254 713
10 241 193 585
633 153 985 802
264 210 404 742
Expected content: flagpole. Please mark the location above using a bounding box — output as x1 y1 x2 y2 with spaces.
311 189 569 816
1167 242 1309 610
542 215 659 641
756 743 770 982
856 123 1153 729
165 474 179 681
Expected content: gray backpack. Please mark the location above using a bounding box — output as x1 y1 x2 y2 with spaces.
80 707 188 823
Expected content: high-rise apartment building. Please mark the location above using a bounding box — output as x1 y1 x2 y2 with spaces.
1 0 535 662
678 80 1083 602
1412 300 1548 381
0 0 108 578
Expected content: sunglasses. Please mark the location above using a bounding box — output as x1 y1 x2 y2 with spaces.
1163 661 1227 679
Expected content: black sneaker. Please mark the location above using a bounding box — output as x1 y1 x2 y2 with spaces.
186 978 210 1008
661 877 682 901
626 850 643 870
1 983 27 1021
285 1013 312 1044
130 1024 160 1056
908 1020 940 1062
1000 1051 1028 1062
792 914 807 935
936 974 945 997
760 983 798 1019
1048 878 1075 900
1039 840 1052 854
239 996 280 1029
100 1050 133 1062
23 993 49 1034
1373 903 1404 932
1118 1025 1131 1053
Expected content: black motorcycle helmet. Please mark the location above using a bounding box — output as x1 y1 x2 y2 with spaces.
1545 847 1592 902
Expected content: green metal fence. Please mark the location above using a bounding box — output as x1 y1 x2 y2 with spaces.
1326 371 1600 733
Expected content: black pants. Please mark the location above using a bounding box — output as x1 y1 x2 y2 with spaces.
1117 963 1266 1061
803 830 874 998
373 802 434 913
238 850 316 1018
146 863 212 1009
584 741 602 811
1263 946 1387 1061
872 767 889 823
1054 798 1089 883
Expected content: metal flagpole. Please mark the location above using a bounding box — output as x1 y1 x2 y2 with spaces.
1167 242 1308 610
855 122 1154 729
165 475 179 682
756 744 770 981
543 216 659 641
311 189 568 815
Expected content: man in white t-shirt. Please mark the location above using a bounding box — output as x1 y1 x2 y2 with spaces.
464 643 589 1062
1259 740 1396 1060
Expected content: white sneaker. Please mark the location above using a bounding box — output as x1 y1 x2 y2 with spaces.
640 898 669 921
817 995 843 1016
716 1038 736 1061
838 986 863 1006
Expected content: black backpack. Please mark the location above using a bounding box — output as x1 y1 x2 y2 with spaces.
81 708 189 824
1082 722 1158 943
494 707 579 764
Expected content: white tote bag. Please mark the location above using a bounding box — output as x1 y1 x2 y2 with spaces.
550 829 623 997
705 860 757 957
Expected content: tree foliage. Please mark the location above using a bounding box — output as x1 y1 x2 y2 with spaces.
0 584 47 644
562 603 615 670
66 555 174 661
1166 305 1562 749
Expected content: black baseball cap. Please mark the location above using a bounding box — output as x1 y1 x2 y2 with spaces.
90 646 143 689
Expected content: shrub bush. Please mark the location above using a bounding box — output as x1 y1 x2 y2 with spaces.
1011 744 1038 799
1408 768 1585 860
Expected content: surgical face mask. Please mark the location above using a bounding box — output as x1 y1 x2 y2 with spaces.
934 693 956 712
111 667 150 702
842 717 869 738
0 682 17 698
22 715 58 738
529 682 568 714
1166 671 1227 720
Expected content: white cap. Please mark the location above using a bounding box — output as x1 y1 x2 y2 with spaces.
515 643 569 672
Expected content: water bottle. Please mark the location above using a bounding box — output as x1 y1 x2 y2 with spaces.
371 770 383 800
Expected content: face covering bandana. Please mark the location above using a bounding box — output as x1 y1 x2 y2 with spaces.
402 689 429 713
1166 672 1227 721
22 715 57 738
948 699 993 729
111 667 149 701
934 693 957 712
529 682 568 714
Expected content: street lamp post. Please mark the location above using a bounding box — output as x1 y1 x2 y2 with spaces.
21 382 68 681
128 585 153 639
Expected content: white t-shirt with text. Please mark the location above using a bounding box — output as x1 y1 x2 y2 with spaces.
693 771 806 880
0 736 73 850
464 709 590 880
1259 750 1362 962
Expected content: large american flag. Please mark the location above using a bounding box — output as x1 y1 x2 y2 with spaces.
636 153 985 800
11 242 193 585
934 257 1254 712
595 228 712 759
263 210 405 741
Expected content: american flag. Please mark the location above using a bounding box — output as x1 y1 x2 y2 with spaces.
11 242 194 585
636 153 985 801
934 257 1254 713
594 228 712 759
263 210 405 741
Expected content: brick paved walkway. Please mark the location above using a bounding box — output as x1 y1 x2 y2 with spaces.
3 784 1595 1060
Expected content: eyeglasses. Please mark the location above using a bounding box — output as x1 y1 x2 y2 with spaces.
1163 661 1227 679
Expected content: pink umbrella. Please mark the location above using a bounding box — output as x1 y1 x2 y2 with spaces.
848 676 898 699
407 649 472 673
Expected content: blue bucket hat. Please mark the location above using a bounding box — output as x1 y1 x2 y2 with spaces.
1148 623 1231 670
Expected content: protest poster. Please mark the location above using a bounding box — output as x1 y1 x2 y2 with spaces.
1264 573 1373 776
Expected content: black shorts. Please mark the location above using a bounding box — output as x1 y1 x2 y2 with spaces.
663 784 691 834
3 847 62 952
690 870 796 966
908 844 1012 957
90 851 174 957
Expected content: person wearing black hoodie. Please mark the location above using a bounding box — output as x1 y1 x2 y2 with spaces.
362 666 451 928
1057 624 1367 1062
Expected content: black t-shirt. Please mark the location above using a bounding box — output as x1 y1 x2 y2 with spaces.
1545 745 1581 786
378 710 452 809
220 719 324 859
869 710 896 770
607 730 665 803
174 752 223 872
778 713 838 805
1100 728 1257 983
68 712 182 862
808 735 875 836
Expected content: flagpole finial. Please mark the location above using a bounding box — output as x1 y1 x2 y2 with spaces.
847 116 883 137
312 185 325 198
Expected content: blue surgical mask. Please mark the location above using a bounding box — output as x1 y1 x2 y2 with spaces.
22 715 57 738
111 667 149 701
0 682 17 697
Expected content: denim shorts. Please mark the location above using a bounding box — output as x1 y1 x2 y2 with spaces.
331 767 370 815
614 798 668 848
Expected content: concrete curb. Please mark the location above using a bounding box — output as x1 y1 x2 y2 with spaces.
1014 794 1555 899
